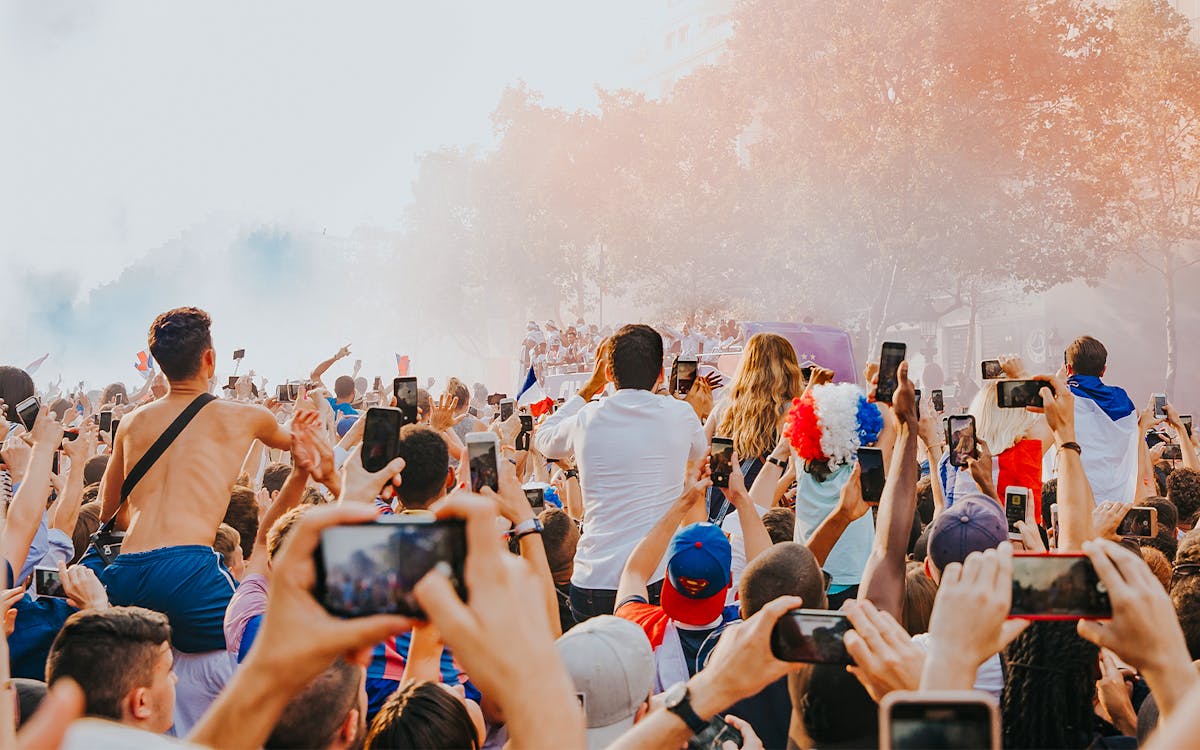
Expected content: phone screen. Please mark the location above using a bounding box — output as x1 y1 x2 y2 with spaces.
1183 415 1193 437
675 358 698 396
981 360 1004 380
710 438 734 489
524 487 545 511
468 438 500 493
770 609 853 664
34 568 66 599
932 389 944 413
858 447 885 505
1010 554 1111 619
276 385 292 403
996 380 1046 409
1117 507 1156 538
99 411 113 434
315 519 467 618
111 419 121 438
393 377 418 426
1164 444 1184 461
499 399 515 422
689 716 743 750
889 700 994 750
362 408 401 473
948 416 976 468
1004 489 1027 535
1154 394 1168 419
16 397 39 430
373 376 383 391
233 349 245 361
875 342 905 404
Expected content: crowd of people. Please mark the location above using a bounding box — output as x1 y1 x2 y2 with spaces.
1 305 1200 749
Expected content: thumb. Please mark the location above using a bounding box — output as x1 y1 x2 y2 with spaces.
18 678 84 750
999 619 1029 650
336 614 413 657
380 456 406 478
413 564 475 648
1076 619 1109 648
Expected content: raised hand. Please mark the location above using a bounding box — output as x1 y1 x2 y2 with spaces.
57 562 109 611
966 437 997 502
1093 501 1131 540
337 446 405 505
843 599 925 701
430 394 464 432
1028 374 1076 444
891 361 917 426
685 375 714 421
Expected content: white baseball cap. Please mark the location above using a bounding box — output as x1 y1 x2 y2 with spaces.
555 616 654 749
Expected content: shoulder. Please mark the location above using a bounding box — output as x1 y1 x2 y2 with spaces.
616 600 669 643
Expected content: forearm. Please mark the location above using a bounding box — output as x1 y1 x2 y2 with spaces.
501 663 585 750
859 425 918 619
5 448 53 575
1142 658 1200 720
919 648 978 691
440 428 465 464
1057 445 1094 551
241 440 266 487
259 470 308 546
519 535 562 639
565 477 583 520
189 658 294 750
735 498 772 565
606 708 692 750
749 463 784 509
929 455 948 519
618 501 689 601
806 512 853 567
50 461 86 534
309 355 339 383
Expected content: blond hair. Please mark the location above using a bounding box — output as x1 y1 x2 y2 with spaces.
718 333 803 459
969 381 1041 455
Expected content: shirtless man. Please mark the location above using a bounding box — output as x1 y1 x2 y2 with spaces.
97 307 292 732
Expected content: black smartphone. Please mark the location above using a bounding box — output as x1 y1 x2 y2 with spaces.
314 517 467 618
1117 506 1157 539
362 407 401 473
498 398 516 422
1004 487 1028 540
858 447 885 505
516 414 533 451
467 434 500 494
932 389 944 413
1010 553 1111 620
800 363 816 383
1183 415 1193 438
947 415 977 468
393 377 418 426
51 452 61 475
486 393 507 406
770 609 854 664
996 380 1049 409
98 410 113 435
233 349 245 361
276 384 292 403
914 389 921 421
110 419 121 439
1164 444 1184 461
688 716 743 750
15 397 39 430
33 568 66 599
981 359 1004 380
227 376 238 390
674 357 699 396
1154 393 1168 420
524 487 545 511
710 437 734 489
881 692 999 750
874 342 906 404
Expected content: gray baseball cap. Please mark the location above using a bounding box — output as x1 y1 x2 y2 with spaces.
555 616 654 750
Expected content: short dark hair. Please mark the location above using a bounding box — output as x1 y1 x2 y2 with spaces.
71 501 103 566
0 366 34 423
739 542 827 618
84 456 109 486
334 376 356 400
1041 479 1058 528
1169 469 1200 526
609 324 663 391
1065 335 1107 377
213 524 241 568
761 507 796 545
366 680 480 750
224 486 259 559
268 505 312 559
916 476 934 526
267 658 364 749
395 426 450 510
148 307 213 381
538 507 579 575
262 463 291 495
1172 575 1200 660
46 607 171 722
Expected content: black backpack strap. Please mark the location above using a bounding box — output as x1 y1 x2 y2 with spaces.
99 393 217 533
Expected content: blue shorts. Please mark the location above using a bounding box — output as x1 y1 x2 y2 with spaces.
101 545 236 653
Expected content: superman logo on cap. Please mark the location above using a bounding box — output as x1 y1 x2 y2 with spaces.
675 576 710 597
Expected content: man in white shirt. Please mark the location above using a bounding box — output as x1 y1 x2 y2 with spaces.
535 324 707 623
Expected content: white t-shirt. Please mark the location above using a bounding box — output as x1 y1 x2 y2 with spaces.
911 632 1004 699
534 390 707 589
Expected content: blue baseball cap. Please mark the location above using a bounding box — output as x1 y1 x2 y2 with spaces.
662 523 732 626
335 416 358 438
928 499 1008 572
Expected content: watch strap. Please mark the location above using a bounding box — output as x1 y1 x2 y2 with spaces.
511 517 543 541
767 455 788 470
666 684 707 734
1058 441 1082 455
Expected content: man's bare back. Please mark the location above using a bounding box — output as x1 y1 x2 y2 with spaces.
100 390 290 554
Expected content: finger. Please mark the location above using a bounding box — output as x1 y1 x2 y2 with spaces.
275 503 380 569
376 456 406 480
999 618 1029 649
940 561 964 588
413 563 477 649
16 678 84 750
1081 540 1134 600
430 492 506 568
751 595 805 638
1076 619 1110 649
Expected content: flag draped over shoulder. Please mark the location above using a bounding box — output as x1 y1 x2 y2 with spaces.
1066 375 1139 504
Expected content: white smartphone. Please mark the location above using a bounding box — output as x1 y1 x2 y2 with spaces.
1003 486 1030 541
465 432 501 494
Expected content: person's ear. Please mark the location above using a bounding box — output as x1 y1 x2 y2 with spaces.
445 467 457 491
129 687 152 721
270 490 280 502
634 699 651 724
338 708 360 747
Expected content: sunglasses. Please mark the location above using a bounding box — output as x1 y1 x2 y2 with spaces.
1172 563 1200 584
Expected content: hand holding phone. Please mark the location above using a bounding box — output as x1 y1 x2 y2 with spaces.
361 407 401 473
467 433 501 494
1003 487 1029 541
1154 393 1168 420
34 567 66 599
996 380 1050 409
673 357 699 396
874 342 906 404
947 415 977 468
881 691 1000 750
710 437 734 489
770 609 854 664
857 447 885 505
981 359 1004 380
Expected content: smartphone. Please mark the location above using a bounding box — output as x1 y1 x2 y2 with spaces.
710 437 734 489
1164 444 1184 461
874 342 906 404
487 393 507 406
524 486 545 511
1004 486 1029 540
276 384 292 403
858 447 885 506
516 414 533 451
362 407 401 473
51 452 60 475
996 380 1048 409
880 691 1000 750
1117 506 1158 539
800 363 816 383
227 376 238 390
498 398 516 422
314 517 467 618
98 410 113 435
914 389 922 420
233 349 245 361
111 419 121 438
1050 503 1060 546
467 432 501 494
1183 415 1193 438
674 357 699 396
15 396 39 430
373 376 383 392
33 567 66 599
947 415 977 468
1010 553 1112 620
770 609 853 664
688 716 743 750
932 389 944 413
393 377 418 426
1154 393 1168 420
981 359 1004 380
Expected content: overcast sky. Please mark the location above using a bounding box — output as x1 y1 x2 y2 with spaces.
0 1 658 290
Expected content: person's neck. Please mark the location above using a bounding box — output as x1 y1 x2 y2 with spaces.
167 377 212 398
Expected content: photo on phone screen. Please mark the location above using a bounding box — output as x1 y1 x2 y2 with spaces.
233 349 245 361
981 359 1004 380
1164 444 1184 461
373 376 383 391
393 377 418 426
362 408 401 473
1183 415 1193 438
33 568 66 599
1117 507 1157 539
914 389 921 420
1004 487 1028 539
948 415 977 468
874 342 906 404
314 518 467 618
688 716 743 750
883 692 998 750
467 435 500 494
1154 393 1168 419
524 486 545 511
932 389 944 413
16 397 39 430
1010 554 1111 620
858 447 885 505
498 398 516 423
770 609 854 664
674 357 698 396
996 380 1047 409
710 437 734 489
276 384 292 403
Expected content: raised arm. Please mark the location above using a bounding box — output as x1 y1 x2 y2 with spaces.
309 345 351 387
724 457 772 566
616 466 710 606
50 423 99 536
1035 375 1093 550
246 463 309 578
858 362 919 621
254 406 292 452
806 465 870 567
534 342 609 460
1166 403 1200 472
3 411 64 578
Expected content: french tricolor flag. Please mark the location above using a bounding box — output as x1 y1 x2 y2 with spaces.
1044 375 1139 504
517 366 554 417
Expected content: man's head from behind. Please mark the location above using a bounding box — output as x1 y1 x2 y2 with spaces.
46 607 175 734
1169 468 1200 530
663 523 731 626
395 425 452 510
333 375 356 402
266 658 365 750
1064 335 1107 378
555 616 654 750
925 499 1008 582
608 324 663 391
739 542 828 618
148 307 214 383
539 507 580 584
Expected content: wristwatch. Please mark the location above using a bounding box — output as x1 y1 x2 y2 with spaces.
1057 441 1082 455
510 517 543 541
662 682 707 734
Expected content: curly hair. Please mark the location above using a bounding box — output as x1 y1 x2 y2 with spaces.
1168 468 1200 527
148 307 213 381
1002 621 1098 749
717 333 803 460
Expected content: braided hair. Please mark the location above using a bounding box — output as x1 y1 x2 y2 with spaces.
1001 621 1098 749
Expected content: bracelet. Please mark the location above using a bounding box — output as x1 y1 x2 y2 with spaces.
1057 441 1082 455
510 517 543 541
767 455 788 470
564 469 579 480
